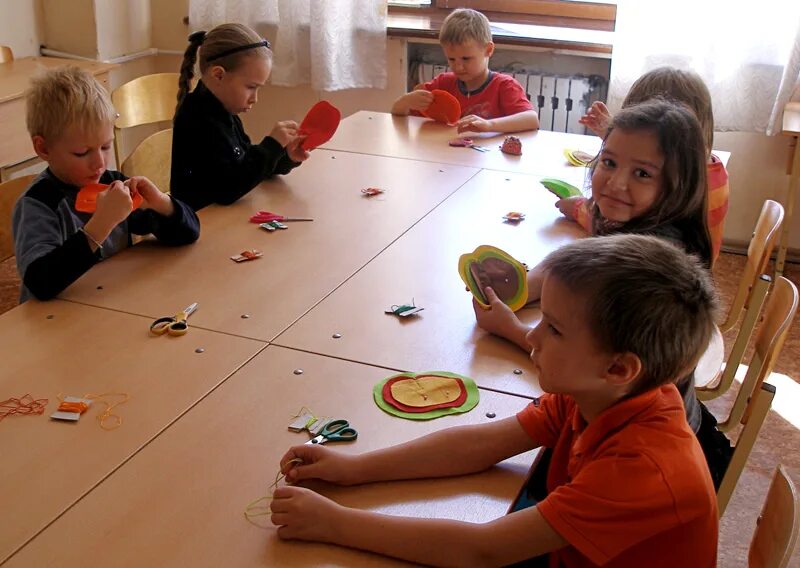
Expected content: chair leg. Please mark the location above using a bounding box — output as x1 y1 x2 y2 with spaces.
717 383 775 517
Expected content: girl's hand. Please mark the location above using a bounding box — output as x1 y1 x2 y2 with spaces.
271 486 344 543
456 114 492 133
285 137 311 163
270 120 299 147
555 196 584 220
93 180 133 229
473 287 531 351
124 176 173 216
280 445 357 485
404 89 434 112
578 101 611 137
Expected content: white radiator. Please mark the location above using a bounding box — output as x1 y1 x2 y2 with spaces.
416 64 606 134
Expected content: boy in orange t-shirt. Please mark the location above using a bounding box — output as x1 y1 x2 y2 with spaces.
269 234 719 567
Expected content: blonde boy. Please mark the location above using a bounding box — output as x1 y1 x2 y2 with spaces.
391 8 539 133
13 67 199 301
271 235 718 567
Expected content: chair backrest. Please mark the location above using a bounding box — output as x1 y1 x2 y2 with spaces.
717 276 798 430
112 73 180 165
717 382 775 517
0 174 36 261
697 275 772 401
120 129 173 194
749 465 800 568
0 45 13 63
719 200 784 332
112 73 180 129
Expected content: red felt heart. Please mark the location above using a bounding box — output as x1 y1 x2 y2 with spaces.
299 101 341 150
421 89 461 124
75 183 144 213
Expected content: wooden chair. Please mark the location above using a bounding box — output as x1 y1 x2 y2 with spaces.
0 174 35 261
120 129 173 194
0 45 13 63
712 276 798 427
697 275 772 400
719 200 784 333
749 465 800 568
715 276 798 516
111 73 180 167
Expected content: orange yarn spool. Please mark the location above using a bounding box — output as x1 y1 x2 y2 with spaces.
57 401 90 414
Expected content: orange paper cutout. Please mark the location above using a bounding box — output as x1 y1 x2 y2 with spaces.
75 183 144 213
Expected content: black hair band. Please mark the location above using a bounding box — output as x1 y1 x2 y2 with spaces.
206 40 272 62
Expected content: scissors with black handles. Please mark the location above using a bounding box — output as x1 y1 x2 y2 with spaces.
305 419 358 445
149 302 198 336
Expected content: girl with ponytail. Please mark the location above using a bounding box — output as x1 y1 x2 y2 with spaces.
171 23 309 210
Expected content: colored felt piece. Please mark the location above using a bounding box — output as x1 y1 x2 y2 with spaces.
540 178 582 199
500 136 522 155
373 371 479 420
421 90 461 124
75 183 143 213
384 374 467 412
564 148 594 167
299 100 341 150
458 245 528 311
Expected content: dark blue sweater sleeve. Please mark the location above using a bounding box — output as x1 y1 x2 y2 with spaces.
13 196 101 301
127 196 200 244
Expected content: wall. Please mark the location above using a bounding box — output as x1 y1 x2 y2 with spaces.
40 0 97 58
95 0 151 60
0 0 41 57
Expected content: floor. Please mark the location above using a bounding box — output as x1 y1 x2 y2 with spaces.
1 252 798 566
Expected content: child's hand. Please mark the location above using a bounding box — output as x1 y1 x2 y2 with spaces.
555 195 584 220
271 485 344 542
473 287 531 351
404 89 434 112
93 180 133 229
578 101 611 137
456 114 493 133
270 120 299 147
280 444 356 485
285 137 311 163
125 176 173 216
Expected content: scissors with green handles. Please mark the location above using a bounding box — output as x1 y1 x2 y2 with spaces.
149 303 198 336
305 419 358 445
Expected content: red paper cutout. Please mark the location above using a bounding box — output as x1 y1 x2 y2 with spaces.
382 374 468 413
299 101 342 150
421 90 461 124
75 183 143 213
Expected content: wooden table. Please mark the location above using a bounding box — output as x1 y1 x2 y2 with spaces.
274 168 585 399
322 111 730 174
0 57 116 180
776 101 800 275
0 300 264 564
59 151 479 341
321 111 602 178
4 347 537 567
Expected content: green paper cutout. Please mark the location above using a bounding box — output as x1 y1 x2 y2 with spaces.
373 371 479 420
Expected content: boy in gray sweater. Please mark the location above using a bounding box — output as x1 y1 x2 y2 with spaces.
13 67 199 301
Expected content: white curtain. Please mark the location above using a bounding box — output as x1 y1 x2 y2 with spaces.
609 1 800 135
189 0 388 91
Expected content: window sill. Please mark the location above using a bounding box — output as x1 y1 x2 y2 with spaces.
386 6 613 55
